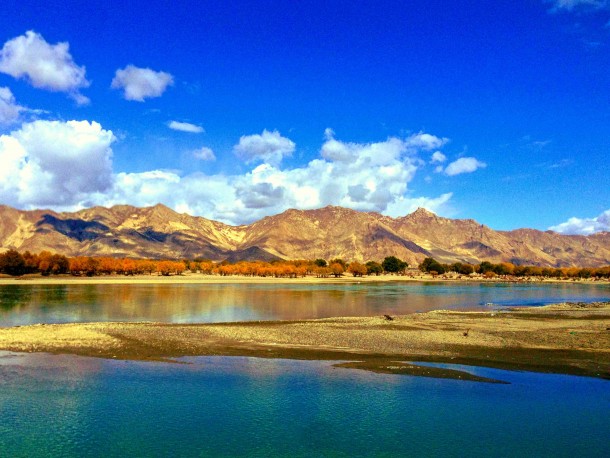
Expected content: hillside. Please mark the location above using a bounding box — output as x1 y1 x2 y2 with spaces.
0 204 609 267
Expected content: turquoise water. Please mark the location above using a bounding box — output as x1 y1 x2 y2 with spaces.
1 351 608 457
0 282 608 325
1 283 608 456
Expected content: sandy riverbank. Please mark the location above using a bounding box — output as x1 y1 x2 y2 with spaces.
1 302 608 382
0 272 607 285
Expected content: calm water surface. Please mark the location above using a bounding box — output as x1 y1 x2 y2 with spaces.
0 281 608 326
2 284 609 456
0 352 608 457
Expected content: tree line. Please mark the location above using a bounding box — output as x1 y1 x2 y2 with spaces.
417 257 610 279
0 250 410 278
0 249 608 279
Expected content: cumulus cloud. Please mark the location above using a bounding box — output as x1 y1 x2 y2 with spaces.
0 120 114 208
0 31 89 104
549 209 610 235
106 170 241 223
1 123 461 225
168 121 204 133
111 65 173 101
105 133 452 223
233 130 295 166
0 87 24 125
443 157 487 176
430 151 446 163
216 132 449 222
193 146 215 161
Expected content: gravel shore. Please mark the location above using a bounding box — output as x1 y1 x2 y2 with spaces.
1 301 609 381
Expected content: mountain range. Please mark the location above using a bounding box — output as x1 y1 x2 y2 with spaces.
0 204 609 267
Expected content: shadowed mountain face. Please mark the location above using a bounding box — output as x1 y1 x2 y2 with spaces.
0 204 609 266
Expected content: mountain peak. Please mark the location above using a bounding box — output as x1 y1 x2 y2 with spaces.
409 207 436 217
146 203 177 216
150 203 172 211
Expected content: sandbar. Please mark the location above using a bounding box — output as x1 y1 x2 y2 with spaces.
1 301 608 382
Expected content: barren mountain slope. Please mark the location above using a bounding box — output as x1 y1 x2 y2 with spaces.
0 204 248 259
242 207 430 263
0 204 608 266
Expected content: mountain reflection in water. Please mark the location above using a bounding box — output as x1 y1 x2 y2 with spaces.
0 282 608 326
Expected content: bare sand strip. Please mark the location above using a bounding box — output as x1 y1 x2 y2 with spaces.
1 302 609 382
1 272 607 285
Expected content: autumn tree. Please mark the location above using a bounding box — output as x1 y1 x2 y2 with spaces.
122 259 137 275
0 250 26 276
329 258 347 269
314 266 332 278
157 261 173 276
198 261 214 275
329 262 345 277
49 254 69 274
448 262 474 275
22 251 40 274
138 259 157 275
39 256 51 274
493 262 515 276
174 261 186 275
68 257 99 276
347 261 367 277
156 260 185 276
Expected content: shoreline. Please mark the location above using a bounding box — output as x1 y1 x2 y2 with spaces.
0 272 608 286
1 301 609 382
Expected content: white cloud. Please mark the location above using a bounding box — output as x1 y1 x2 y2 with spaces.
111 65 173 101
0 120 115 207
105 132 451 224
443 157 486 176
0 31 89 104
107 170 241 223
233 130 295 166
430 151 446 163
193 146 215 161
1 123 462 225
549 209 610 235
221 133 446 222
404 132 448 152
0 87 24 125
549 0 608 11
168 121 204 133
102 130 456 224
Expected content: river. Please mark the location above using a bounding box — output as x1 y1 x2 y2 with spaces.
1 281 608 457
0 281 608 326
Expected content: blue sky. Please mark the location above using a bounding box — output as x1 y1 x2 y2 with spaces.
0 0 608 233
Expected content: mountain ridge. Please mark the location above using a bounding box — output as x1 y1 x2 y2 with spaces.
0 204 608 267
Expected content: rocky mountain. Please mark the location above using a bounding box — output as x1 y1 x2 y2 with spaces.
0 204 609 267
